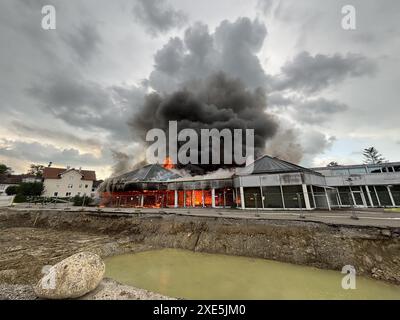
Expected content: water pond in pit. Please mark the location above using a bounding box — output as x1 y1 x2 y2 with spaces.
105 249 400 300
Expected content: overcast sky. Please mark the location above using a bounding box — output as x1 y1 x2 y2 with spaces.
0 0 399 179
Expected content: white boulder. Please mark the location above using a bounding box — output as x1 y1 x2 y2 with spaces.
34 252 105 299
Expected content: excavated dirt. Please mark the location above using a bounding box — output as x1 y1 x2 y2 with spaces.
1 208 400 287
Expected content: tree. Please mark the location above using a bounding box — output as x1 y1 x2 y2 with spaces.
327 161 339 167
11 182 44 203
5 185 19 195
363 147 385 164
17 182 44 197
28 164 45 177
0 164 12 175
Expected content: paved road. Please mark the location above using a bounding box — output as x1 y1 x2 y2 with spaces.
7 205 400 228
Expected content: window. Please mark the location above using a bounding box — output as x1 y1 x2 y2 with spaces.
262 186 283 208
66 192 71 197
53 192 58 197
85 184 88 188
332 169 350 176
349 168 367 175
79 184 82 188
77 192 81 196
282 185 305 209
68 184 73 188
369 166 382 173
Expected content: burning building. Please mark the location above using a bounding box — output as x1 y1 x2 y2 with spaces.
101 155 400 210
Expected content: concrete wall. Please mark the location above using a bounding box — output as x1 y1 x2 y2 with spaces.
325 172 400 187
0 195 14 207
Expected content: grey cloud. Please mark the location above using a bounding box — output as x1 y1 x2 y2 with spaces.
265 125 336 165
256 0 283 17
257 0 275 15
294 98 349 124
273 51 377 93
27 74 145 141
133 0 188 37
267 93 293 108
153 37 185 76
0 139 107 168
10 121 103 151
149 18 269 92
301 131 336 157
62 24 102 62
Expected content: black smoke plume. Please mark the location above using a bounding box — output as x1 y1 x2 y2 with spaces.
130 72 279 173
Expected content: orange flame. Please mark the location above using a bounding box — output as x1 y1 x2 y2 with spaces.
163 157 174 169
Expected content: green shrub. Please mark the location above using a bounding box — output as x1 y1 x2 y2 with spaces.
13 194 27 203
18 182 44 197
5 185 19 195
72 195 94 206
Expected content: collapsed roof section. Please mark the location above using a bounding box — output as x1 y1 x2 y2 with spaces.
117 164 181 182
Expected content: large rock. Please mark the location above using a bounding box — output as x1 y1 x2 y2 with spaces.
34 252 105 299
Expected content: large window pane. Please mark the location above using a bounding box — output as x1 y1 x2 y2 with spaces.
262 186 283 208
243 187 262 208
391 185 400 206
375 186 392 206
282 185 305 209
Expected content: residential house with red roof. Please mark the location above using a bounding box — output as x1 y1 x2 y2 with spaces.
42 166 96 198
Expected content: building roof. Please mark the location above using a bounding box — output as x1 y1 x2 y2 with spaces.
116 164 181 183
239 155 319 175
0 174 22 185
312 161 400 171
169 169 234 182
43 167 96 181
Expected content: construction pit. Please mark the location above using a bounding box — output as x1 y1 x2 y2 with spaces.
0 207 399 299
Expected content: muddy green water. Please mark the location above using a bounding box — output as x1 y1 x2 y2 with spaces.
105 249 400 300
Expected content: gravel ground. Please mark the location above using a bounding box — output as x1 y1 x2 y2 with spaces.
0 227 153 285
0 284 37 300
0 279 174 300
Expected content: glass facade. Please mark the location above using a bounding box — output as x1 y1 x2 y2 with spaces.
282 185 306 209
243 187 262 209
262 186 284 208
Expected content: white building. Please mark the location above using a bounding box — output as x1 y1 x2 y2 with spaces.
42 167 96 198
312 162 400 208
